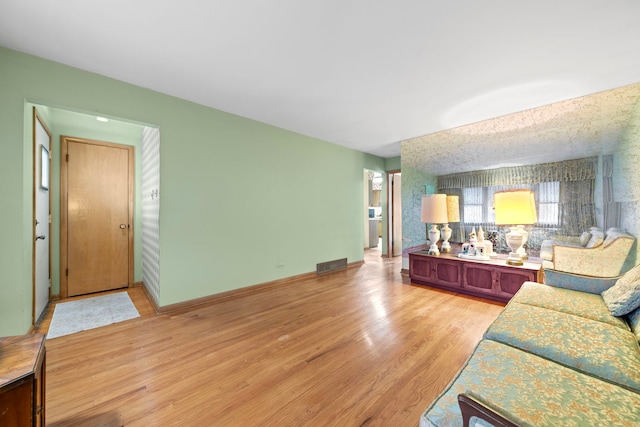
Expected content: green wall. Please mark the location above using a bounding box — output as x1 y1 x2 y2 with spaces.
0 46 385 336
385 156 401 171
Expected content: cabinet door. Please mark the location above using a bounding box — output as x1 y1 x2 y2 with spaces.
462 263 496 296
495 269 536 297
433 259 462 288
35 351 45 427
410 255 435 282
0 378 32 426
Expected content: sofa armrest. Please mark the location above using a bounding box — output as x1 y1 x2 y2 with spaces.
458 393 521 427
543 269 621 294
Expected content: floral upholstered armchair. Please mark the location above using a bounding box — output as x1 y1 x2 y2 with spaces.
541 227 636 278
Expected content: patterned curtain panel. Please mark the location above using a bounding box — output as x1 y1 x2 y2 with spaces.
559 179 596 235
438 157 597 188
438 157 598 253
602 155 622 230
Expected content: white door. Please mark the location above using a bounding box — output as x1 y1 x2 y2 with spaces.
33 108 51 324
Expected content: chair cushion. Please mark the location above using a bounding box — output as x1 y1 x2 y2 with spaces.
628 306 640 343
420 340 640 427
602 263 640 316
484 302 640 392
512 282 629 330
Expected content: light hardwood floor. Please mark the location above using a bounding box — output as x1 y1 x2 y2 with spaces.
37 251 505 426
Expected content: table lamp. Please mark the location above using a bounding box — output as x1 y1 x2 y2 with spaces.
421 194 448 255
440 195 460 252
494 190 537 265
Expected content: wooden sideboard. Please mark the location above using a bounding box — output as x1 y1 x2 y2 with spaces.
409 251 541 302
0 334 46 427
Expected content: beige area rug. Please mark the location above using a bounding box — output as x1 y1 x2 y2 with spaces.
47 292 140 339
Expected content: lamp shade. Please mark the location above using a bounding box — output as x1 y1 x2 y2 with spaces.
494 190 537 225
446 195 460 223
421 194 448 223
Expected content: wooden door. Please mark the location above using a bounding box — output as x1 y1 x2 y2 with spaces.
61 137 134 298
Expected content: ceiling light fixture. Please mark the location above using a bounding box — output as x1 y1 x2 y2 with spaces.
96 116 109 122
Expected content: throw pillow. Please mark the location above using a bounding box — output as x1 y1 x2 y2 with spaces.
586 229 604 248
602 264 640 316
579 231 591 246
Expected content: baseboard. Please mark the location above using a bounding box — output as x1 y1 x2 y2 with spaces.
155 260 364 316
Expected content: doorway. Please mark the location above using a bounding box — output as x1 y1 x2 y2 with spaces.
60 136 134 297
365 171 383 251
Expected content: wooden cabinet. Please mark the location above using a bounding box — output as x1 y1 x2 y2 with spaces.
409 251 540 302
0 334 46 427
410 255 462 289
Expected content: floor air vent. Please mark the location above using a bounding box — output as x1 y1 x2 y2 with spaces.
317 258 348 275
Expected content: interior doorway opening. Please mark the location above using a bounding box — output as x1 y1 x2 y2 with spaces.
28 102 161 319
364 170 383 251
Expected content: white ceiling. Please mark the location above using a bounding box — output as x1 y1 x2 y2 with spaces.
1 1 640 159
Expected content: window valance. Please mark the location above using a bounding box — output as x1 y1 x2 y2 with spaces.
437 157 598 189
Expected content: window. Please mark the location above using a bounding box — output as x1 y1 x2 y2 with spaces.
438 157 597 249
537 181 560 225
462 182 560 226
463 187 484 223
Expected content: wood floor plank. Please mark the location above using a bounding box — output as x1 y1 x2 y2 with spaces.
40 251 504 426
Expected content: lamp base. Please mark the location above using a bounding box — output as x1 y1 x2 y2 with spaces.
505 227 525 266
428 244 440 256
440 223 452 252
506 252 524 266
427 225 441 256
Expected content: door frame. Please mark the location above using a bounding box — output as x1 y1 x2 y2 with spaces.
60 136 135 299
387 170 401 257
32 107 52 324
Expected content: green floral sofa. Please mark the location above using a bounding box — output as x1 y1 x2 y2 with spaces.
540 227 635 278
420 265 640 426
